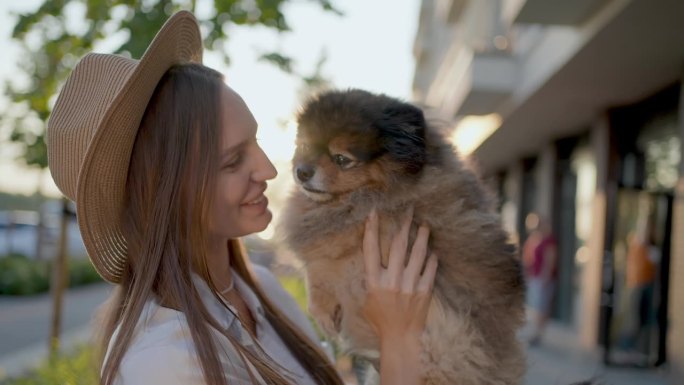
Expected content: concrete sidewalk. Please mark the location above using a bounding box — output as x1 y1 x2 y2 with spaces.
524 322 669 385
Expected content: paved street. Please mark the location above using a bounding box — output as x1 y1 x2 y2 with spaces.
0 282 113 379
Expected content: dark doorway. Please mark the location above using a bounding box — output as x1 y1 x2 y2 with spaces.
552 139 579 325
600 84 679 368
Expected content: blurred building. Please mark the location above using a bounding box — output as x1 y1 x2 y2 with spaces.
0 201 86 259
412 0 684 381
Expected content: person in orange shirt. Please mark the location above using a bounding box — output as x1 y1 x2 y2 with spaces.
620 220 658 354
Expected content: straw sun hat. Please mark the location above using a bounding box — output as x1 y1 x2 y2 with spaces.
47 11 203 283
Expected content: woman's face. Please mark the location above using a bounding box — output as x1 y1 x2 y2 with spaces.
208 85 277 240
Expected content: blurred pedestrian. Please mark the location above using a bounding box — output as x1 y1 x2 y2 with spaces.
47 10 436 385
522 213 558 346
617 214 658 362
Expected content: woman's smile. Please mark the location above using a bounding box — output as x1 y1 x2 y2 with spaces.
241 193 268 215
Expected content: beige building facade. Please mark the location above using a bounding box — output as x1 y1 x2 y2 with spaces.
413 0 684 382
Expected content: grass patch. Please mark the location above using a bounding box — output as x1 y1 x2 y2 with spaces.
1 345 98 385
277 275 309 313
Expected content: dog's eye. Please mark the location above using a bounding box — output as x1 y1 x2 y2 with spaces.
332 154 353 168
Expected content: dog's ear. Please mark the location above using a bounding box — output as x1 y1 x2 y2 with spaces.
375 102 427 174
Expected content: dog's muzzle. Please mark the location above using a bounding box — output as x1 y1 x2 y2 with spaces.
295 164 315 183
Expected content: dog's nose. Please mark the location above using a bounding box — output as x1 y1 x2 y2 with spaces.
296 165 315 182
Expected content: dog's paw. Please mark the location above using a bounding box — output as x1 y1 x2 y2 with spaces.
309 303 343 337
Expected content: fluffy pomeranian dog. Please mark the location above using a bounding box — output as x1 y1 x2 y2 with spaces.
280 89 526 385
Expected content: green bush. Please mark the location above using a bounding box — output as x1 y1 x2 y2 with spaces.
1 345 98 385
0 255 102 296
0 254 50 295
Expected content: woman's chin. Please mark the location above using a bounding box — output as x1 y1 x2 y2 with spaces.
245 210 273 235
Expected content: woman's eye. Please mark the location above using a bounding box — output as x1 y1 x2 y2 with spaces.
222 155 242 170
332 154 352 168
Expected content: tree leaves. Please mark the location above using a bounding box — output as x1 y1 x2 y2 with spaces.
3 0 341 170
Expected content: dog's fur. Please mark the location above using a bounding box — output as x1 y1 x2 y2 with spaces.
280 89 526 385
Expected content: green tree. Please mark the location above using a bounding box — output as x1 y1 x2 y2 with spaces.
3 0 340 170
1 0 340 354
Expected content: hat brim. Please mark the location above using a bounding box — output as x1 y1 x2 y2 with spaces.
76 11 203 283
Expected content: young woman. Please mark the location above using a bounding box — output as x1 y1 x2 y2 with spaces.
47 11 437 385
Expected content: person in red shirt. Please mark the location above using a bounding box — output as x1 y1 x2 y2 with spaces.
522 213 558 346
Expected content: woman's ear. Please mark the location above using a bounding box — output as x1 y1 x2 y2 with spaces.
375 102 427 174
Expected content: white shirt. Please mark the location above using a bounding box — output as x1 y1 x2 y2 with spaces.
105 265 322 385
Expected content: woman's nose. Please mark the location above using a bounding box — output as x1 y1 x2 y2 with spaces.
253 145 277 181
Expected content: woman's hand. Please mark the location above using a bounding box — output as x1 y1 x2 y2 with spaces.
362 207 438 385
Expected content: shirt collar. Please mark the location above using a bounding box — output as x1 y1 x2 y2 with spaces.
190 270 266 342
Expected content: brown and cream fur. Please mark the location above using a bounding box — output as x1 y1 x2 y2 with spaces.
280 89 526 384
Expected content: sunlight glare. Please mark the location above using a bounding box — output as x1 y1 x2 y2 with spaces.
450 113 502 155
258 223 275 240
259 119 298 163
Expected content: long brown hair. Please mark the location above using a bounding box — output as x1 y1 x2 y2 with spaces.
98 63 343 385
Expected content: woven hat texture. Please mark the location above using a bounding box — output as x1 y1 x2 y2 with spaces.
47 11 203 283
